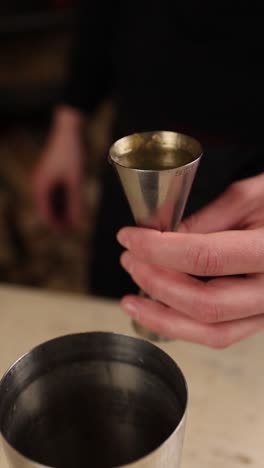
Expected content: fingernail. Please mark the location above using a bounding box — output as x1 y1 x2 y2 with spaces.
121 297 140 319
117 229 130 248
120 252 133 274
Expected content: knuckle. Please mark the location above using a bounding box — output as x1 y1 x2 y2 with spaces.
187 243 221 276
197 296 224 324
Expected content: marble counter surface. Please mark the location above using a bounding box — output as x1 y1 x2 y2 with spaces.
0 285 263 467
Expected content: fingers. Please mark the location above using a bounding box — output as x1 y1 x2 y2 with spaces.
117 227 264 276
120 251 264 323
120 295 264 348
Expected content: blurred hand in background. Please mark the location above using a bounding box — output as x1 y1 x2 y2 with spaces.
32 106 84 231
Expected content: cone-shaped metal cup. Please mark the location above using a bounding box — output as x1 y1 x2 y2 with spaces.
0 332 188 468
110 131 203 341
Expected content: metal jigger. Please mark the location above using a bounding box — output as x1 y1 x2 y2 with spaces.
110 131 203 341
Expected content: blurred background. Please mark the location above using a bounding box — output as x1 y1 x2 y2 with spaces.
0 1 111 294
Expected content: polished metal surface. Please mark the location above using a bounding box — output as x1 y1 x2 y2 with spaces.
110 131 203 341
0 332 188 468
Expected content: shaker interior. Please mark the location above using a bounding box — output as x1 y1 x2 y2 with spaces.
0 333 187 468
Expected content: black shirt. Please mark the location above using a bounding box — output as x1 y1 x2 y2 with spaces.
64 0 264 140
62 1 264 297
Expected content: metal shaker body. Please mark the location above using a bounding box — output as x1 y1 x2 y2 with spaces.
0 332 188 468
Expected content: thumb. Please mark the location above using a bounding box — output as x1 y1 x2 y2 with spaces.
179 184 242 234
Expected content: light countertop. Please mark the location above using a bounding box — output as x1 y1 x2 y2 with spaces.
0 285 263 468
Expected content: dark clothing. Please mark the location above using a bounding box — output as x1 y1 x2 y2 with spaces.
64 1 264 298
66 0 264 139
